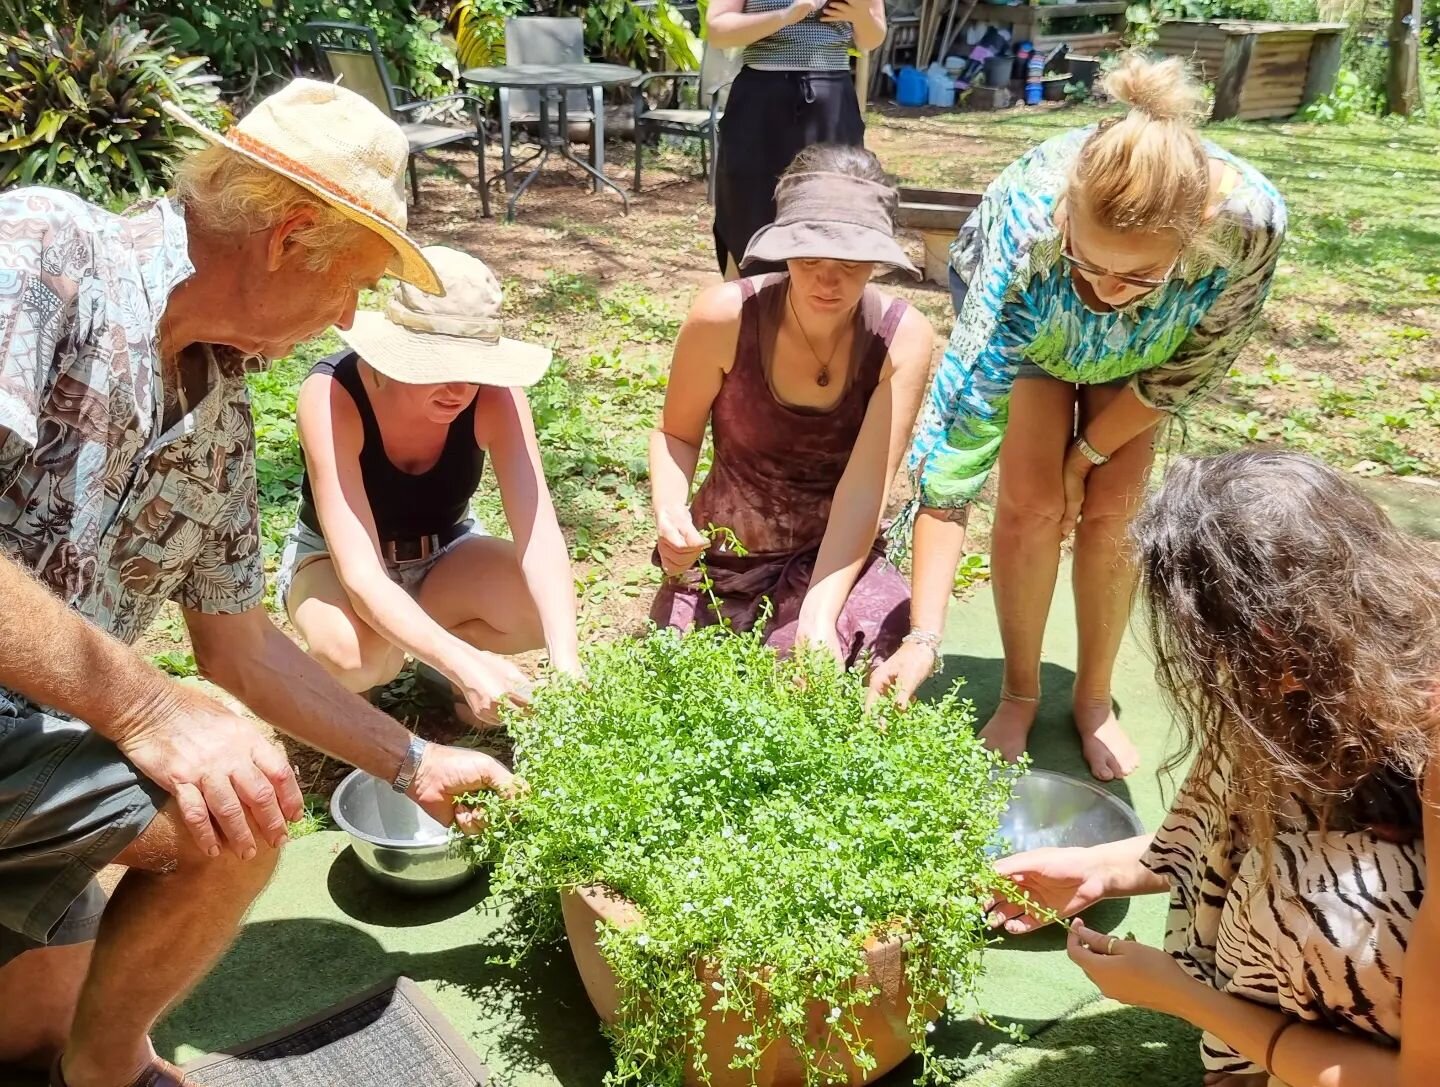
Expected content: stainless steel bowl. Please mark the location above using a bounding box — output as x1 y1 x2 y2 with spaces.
994 769 1145 856
330 769 478 896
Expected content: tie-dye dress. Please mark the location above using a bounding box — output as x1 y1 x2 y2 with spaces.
904 127 1287 516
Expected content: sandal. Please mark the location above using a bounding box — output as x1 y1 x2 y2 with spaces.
52 1055 200 1087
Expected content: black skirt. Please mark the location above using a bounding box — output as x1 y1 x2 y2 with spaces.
713 66 865 275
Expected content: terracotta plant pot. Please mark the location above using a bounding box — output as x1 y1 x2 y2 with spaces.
563 887 942 1087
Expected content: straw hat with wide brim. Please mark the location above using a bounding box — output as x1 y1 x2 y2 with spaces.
164 79 441 295
742 171 922 280
337 246 552 388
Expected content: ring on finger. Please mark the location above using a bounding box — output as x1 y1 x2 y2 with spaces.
1106 936 1117 955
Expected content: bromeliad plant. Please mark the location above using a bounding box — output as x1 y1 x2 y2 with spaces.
0 16 222 201
466 624 1018 1086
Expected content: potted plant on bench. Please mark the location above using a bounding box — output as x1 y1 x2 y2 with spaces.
466 622 1018 1086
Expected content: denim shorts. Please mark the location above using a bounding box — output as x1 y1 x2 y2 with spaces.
0 691 167 966
274 518 484 610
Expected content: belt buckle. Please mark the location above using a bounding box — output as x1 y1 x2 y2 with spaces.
385 535 439 565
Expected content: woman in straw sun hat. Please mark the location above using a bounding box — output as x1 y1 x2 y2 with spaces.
279 246 580 726
649 144 934 667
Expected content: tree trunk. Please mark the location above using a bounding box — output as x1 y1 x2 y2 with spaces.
1387 0 1422 115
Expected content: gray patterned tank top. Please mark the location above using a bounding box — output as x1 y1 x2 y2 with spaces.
741 0 854 71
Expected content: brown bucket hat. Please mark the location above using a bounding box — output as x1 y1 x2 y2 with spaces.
741 171 921 279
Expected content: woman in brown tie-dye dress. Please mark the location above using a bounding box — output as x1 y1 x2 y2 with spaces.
648 145 934 668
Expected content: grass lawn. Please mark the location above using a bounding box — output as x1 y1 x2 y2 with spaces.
140 101 1440 795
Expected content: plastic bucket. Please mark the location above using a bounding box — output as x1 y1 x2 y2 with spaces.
983 55 1013 87
1067 55 1101 89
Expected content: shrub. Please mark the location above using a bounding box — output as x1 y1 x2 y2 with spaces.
150 0 458 103
467 624 1018 1086
0 18 224 201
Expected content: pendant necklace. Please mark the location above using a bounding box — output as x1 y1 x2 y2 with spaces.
787 291 842 388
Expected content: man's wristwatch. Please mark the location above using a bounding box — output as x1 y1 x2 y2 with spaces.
391 734 428 794
1074 436 1110 467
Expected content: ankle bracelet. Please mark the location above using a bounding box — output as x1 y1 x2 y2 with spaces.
1000 687 1040 704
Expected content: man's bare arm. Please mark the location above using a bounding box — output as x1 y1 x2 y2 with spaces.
0 551 302 858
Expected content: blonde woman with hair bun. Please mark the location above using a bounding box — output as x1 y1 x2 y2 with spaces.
870 52 1287 783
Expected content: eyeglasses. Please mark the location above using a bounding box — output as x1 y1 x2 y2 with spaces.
1060 225 1178 291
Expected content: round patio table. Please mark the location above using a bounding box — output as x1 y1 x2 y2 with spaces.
461 63 641 220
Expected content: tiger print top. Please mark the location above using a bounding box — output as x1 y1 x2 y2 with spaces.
1141 753 1424 1075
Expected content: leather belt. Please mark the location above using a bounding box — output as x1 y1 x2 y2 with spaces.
381 523 466 565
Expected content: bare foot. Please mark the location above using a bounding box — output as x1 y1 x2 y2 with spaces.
1202 1074 1268 1087
1072 697 1140 782
977 696 1041 763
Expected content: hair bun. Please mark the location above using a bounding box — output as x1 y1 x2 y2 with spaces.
1103 51 1207 123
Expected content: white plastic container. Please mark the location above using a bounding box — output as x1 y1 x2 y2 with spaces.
927 64 956 108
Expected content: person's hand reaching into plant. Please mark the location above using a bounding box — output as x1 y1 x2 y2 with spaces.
656 505 710 576
865 640 937 708
985 846 1111 934
407 742 515 834
794 610 845 667
447 647 533 727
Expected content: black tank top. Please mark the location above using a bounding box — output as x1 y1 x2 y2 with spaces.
297 350 485 542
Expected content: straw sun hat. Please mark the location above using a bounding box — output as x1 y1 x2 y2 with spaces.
338 246 553 388
164 79 440 295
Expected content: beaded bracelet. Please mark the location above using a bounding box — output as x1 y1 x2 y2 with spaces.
901 629 944 676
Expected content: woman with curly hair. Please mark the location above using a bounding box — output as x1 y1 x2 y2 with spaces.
988 449 1440 1086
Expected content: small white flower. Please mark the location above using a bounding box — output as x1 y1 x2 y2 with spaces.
712 981 724 992
925 1022 936 1034
681 902 695 913
828 1006 842 1022
635 933 651 947
853 906 864 917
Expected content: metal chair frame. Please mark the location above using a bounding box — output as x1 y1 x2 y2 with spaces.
630 43 741 204
305 20 491 217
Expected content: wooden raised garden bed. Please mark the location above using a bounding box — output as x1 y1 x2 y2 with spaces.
897 185 983 286
1153 19 1347 120
973 2 1130 55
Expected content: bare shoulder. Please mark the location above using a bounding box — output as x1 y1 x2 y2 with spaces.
684 280 746 329
883 299 937 375
297 371 360 439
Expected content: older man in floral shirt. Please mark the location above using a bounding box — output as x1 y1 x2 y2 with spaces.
0 81 513 1087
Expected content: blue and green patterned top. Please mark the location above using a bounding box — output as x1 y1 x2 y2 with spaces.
907 128 1286 511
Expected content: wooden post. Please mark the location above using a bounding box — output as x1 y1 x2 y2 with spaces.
1301 28 1344 108
856 46 873 108
1211 30 1257 121
1386 0 1422 115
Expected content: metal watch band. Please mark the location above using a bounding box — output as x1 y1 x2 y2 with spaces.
1075 436 1110 466
391 734 428 794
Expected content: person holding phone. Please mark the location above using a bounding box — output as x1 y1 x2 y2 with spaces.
706 0 887 278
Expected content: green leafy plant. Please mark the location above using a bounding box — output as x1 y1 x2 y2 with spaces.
448 0 526 68
131 0 456 104
1299 67 1377 123
0 17 223 200
553 0 703 72
464 625 1018 1086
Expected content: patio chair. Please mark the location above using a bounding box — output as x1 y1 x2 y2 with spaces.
304 21 490 217
631 44 743 203
499 17 605 191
